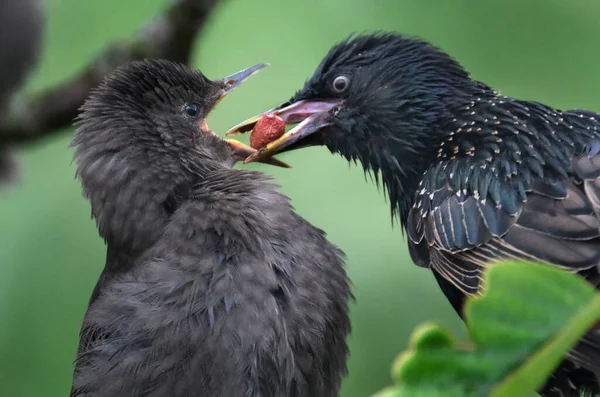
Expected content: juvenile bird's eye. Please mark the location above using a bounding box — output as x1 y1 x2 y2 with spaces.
183 103 202 118
332 75 349 93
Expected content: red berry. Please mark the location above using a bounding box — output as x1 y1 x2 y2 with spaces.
250 113 286 149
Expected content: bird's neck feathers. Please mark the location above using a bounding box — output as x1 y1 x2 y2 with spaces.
330 126 435 229
334 83 578 229
75 148 192 255
326 54 484 227
328 90 466 228
158 169 296 261
190 169 292 224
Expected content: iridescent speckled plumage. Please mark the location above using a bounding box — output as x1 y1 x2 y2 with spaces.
228 33 600 397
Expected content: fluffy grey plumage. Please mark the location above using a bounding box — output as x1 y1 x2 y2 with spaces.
71 59 351 397
0 0 44 185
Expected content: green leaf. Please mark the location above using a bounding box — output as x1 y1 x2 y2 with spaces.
372 261 600 397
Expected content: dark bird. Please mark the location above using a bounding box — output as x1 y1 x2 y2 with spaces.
228 32 600 397
0 0 45 185
70 59 351 397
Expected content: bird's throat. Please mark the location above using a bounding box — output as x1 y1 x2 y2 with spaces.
346 146 430 229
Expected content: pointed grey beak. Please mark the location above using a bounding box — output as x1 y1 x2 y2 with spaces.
221 63 269 95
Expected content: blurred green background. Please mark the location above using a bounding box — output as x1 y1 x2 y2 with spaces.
1 0 599 396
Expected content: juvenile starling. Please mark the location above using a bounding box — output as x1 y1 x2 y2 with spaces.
71 59 351 397
0 0 45 185
228 32 600 397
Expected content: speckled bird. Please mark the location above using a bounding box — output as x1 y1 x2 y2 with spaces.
70 59 351 397
228 32 600 397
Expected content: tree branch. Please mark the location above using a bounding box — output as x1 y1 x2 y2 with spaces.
0 0 222 145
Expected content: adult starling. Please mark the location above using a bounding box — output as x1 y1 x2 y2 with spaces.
0 0 45 185
228 32 600 397
70 59 351 397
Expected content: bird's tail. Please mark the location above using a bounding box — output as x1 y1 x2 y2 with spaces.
539 329 600 397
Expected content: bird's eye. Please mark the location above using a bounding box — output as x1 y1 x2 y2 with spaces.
332 75 349 93
183 103 202 118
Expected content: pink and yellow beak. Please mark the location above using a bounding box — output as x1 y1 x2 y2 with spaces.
206 63 291 168
224 138 291 168
226 99 341 164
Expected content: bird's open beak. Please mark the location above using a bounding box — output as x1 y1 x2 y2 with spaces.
202 63 289 168
224 138 291 168
225 99 341 164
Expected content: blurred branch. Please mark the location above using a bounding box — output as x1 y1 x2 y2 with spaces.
0 0 222 145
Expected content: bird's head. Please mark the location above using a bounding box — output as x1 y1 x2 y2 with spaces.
227 33 477 215
72 59 286 249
